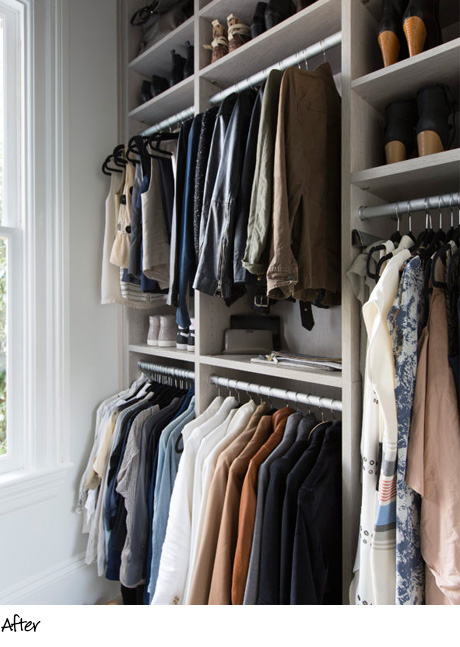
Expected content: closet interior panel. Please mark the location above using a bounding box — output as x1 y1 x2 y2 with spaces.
91 0 460 605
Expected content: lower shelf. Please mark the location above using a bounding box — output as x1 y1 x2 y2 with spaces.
128 344 195 363
199 354 343 388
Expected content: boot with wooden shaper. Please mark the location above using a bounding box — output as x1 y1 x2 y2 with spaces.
403 0 442 58
383 98 417 164
416 83 454 156
378 0 408 67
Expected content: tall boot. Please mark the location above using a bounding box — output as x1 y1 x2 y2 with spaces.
416 83 454 156
251 2 268 38
184 40 194 78
264 0 296 30
378 0 408 67
403 0 442 58
384 98 417 163
297 1 317 11
170 49 186 86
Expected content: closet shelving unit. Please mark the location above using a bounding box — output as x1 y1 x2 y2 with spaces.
120 0 460 603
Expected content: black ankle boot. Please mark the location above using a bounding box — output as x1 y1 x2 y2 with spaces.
251 2 268 38
416 84 455 156
170 49 186 86
378 0 408 67
140 80 153 104
265 0 296 30
296 0 317 10
384 98 417 164
403 0 442 58
184 41 194 78
151 75 169 97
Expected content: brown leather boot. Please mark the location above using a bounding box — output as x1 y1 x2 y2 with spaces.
227 14 251 52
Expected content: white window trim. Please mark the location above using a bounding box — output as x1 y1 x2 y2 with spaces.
0 0 72 512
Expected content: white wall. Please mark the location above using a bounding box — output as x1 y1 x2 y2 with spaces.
0 0 121 604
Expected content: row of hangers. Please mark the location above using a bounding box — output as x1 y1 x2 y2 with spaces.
366 196 460 293
102 130 179 177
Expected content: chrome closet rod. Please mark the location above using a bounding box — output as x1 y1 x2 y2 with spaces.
209 31 342 105
138 360 195 381
359 191 460 221
209 375 342 413
140 105 195 137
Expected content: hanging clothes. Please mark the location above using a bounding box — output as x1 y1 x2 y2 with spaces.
406 256 460 605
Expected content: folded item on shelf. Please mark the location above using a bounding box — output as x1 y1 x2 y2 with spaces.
251 351 342 371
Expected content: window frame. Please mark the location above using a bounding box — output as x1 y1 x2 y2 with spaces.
0 0 25 474
0 0 72 506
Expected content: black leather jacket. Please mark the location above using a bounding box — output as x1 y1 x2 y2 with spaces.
193 88 257 301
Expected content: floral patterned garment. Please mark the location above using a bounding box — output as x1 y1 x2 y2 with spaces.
387 256 425 604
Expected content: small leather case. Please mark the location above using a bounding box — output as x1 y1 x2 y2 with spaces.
223 329 273 355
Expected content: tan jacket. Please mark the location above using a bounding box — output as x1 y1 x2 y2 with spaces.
187 403 270 605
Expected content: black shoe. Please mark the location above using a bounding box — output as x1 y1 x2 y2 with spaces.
416 84 455 156
251 2 268 38
403 0 442 58
151 75 169 97
184 41 194 78
384 98 417 164
140 80 153 104
378 0 409 67
170 49 186 86
177 326 189 350
264 0 295 30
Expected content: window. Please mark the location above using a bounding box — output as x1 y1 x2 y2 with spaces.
0 0 24 474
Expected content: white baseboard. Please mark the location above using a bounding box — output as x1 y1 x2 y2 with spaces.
0 553 120 605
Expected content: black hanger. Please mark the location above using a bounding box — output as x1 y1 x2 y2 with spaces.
127 135 151 176
375 205 404 280
113 144 127 168
102 154 122 176
366 243 386 281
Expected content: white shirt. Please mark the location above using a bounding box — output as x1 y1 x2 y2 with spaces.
351 249 410 605
152 396 238 605
184 401 257 603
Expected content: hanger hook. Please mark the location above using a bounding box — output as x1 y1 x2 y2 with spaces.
394 203 400 233
450 194 454 228
406 200 412 233
320 39 327 62
438 195 443 230
318 397 324 421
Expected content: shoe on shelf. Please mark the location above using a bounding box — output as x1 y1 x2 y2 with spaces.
177 326 189 350
203 36 229 63
297 1 318 11
147 315 161 346
251 2 268 39
184 40 194 78
378 0 408 67
212 19 227 40
170 49 186 86
264 0 296 30
383 98 417 164
403 0 442 58
151 74 170 97
158 315 177 347
187 319 195 352
416 83 455 156
140 80 153 104
227 14 252 53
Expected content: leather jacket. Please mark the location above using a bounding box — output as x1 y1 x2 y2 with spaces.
193 88 257 301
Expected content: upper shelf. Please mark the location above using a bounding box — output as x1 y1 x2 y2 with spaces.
129 16 194 78
199 354 343 388
352 38 460 111
128 75 194 126
129 344 195 363
351 149 460 202
199 0 341 89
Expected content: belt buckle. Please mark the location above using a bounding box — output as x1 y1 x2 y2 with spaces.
254 295 269 309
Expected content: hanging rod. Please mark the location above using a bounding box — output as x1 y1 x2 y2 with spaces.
138 360 195 381
209 31 342 105
209 375 342 413
359 191 460 221
140 106 195 137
